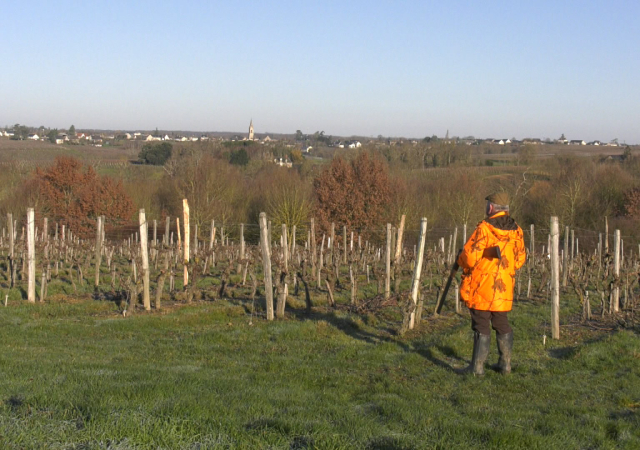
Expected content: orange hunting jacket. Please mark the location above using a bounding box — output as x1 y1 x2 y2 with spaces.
457 212 526 312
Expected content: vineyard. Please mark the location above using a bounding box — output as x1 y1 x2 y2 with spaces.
3 205 639 336
1 205 639 448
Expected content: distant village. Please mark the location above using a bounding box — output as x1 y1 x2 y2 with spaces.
1 121 624 150
0 121 367 150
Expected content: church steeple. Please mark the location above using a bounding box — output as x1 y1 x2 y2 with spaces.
248 119 254 141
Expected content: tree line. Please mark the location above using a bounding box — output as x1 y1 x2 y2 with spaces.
0 142 639 246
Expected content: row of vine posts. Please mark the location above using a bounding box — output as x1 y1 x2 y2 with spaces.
1 203 637 340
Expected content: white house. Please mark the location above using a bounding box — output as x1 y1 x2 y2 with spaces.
569 140 586 145
27 134 40 140
139 134 157 141
274 157 293 168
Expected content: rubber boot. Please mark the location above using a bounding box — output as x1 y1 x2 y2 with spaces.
467 332 490 376
495 332 513 374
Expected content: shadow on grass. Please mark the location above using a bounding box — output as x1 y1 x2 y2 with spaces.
548 346 580 360
412 343 468 373
92 287 128 310
284 302 468 374
245 417 292 435
547 330 610 360
7 395 24 410
201 283 476 373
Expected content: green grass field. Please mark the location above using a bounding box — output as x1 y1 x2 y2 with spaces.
0 287 638 449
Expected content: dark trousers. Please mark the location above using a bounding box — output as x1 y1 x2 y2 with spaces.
470 309 512 336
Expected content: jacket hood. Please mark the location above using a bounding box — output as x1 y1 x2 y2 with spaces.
483 212 521 241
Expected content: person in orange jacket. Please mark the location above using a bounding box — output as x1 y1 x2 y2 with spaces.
457 192 526 375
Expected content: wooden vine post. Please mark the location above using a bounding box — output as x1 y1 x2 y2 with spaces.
393 215 406 293
27 208 36 303
385 223 391 299
193 224 198 257
43 217 49 260
209 220 216 249
598 233 602 266
153 220 157 247
259 212 274 320
240 223 245 259
613 229 621 313
139 209 151 310
176 218 181 251
604 217 609 254
343 225 347 264
7 213 14 287
277 223 288 319
291 225 296 257
394 214 406 265
562 226 569 287
164 216 170 245
310 218 316 272
409 218 427 329
463 223 467 246
330 222 335 250
94 216 103 287
183 199 190 287
530 224 535 258
550 216 560 339
451 227 458 265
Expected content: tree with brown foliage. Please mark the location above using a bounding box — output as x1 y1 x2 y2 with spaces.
161 149 246 229
32 156 134 237
313 152 391 235
624 187 640 218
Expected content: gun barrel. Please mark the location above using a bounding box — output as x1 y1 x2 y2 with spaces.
434 260 461 316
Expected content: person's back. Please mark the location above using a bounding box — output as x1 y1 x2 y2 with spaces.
459 211 526 312
457 193 526 376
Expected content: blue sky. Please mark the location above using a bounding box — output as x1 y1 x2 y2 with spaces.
2 0 639 142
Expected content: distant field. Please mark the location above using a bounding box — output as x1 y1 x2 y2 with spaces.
0 139 138 164
476 143 631 163
0 138 161 180
2 138 633 166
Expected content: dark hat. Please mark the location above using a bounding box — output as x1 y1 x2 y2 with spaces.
485 192 510 206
